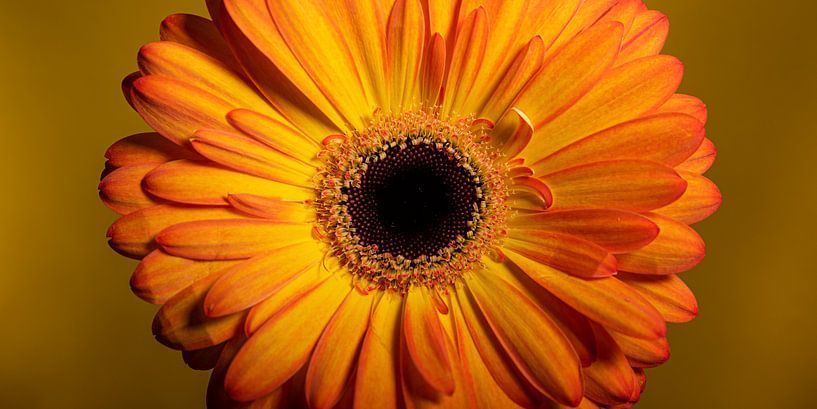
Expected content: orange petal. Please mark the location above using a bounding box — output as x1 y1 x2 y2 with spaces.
143 160 313 205
583 324 638 406
335 0 390 109
533 113 705 175
524 54 684 160
542 160 687 212
265 0 372 128
508 209 659 254
546 0 619 59
387 0 425 110
227 108 320 165
131 249 238 305
515 22 623 140
616 10 669 66
618 273 698 323
400 303 477 409
597 0 642 33
505 232 617 278
99 164 160 215
152 268 245 350
156 218 313 260
510 175 553 210
654 171 721 224
204 241 324 317
451 298 531 409
617 213 705 275
608 331 671 368
104 132 199 167
354 294 404 409
492 107 534 159
226 194 311 221
107 204 244 259
656 94 708 124
466 271 583 406
159 13 242 72
130 75 233 145
677 137 716 174
479 36 545 122
190 128 313 186
224 274 350 401
462 0 579 117
484 257 598 368
306 292 374 409
455 290 542 408
420 33 446 105
244 262 335 335
504 249 666 339
220 0 342 137
441 6 489 117
182 343 225 371
403 288 455 394
138 41 281 120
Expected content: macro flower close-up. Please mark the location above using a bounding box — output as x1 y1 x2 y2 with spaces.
98 0 721 407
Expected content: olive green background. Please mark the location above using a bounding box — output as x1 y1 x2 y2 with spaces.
1 0 815 408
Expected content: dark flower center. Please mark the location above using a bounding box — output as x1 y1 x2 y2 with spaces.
345 142 480 260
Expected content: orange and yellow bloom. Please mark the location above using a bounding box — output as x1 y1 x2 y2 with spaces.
100 0 721 407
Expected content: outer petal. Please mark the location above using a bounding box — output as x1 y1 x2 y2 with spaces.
654 171 722 224
583 324 638 406
190 128 314 186
131 249 238 305
609 331 671 368
504 249 666 339
541 160 687 212
156 218 313 260
143 160 313 205
677 137 716 174
306 291 374 409
203 241 324 317
227 108 320 165
387 0 425 110
152 268 245 350
354 294 404 409
130 75 233 146
616 213 706 275
508 209 659 254
455 290 542 408
106 205 244 258
533 113 705 175
104 132 199 167
159 13 242 72
616 10 669 66
618 273 698 323
224 274 351 401
515 22 624 139
99 164 161 215
656 94 708 124
505 232 617 278
523 55 684 160
441 7 488 117
403 288 455 394
466 271 583 406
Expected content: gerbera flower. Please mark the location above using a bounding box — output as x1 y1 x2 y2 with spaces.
100 0 720 407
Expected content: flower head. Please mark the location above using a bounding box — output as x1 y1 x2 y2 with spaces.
101 0 720 408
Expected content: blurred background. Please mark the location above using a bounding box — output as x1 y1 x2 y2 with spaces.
1 0 815 408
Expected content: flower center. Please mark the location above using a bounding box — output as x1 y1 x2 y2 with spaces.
345 141 481 260
315 111 508 292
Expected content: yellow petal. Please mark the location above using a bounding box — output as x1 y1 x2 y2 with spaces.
523 54 684 160
131 249 238 305
227 108 320 165
504 249 666 339
306 291 374 409
144 160 313 205
204 241 324 317
441 7 489 117
466 271 583 406
403 288 455 394
156 218 313 260
354 293 404 409
224 274 351 401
